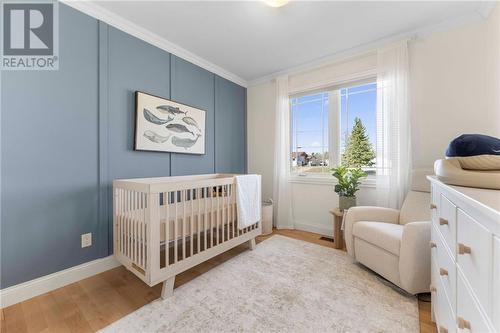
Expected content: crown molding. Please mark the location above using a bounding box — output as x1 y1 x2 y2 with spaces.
248 2 493 87
476 1 497 19
61 1 496 90
61 0 248 88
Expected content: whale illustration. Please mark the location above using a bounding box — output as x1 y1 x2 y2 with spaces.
143 109 173 125
143 130 171 143
171 134 201 149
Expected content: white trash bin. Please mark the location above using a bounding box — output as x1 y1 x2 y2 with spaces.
261 200 273 235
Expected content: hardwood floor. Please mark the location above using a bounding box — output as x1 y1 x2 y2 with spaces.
0 229 437 333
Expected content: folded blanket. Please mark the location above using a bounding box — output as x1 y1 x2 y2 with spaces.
235 175 261 230
446 134 500 170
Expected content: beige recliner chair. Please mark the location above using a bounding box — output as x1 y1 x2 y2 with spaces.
344 170 432 295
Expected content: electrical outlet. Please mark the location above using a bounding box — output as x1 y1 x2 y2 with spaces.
81 233 92 248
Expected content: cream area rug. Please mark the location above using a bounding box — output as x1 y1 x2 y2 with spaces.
101 235 419 333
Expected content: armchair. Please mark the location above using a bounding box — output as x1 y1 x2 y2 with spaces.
344 170 432 295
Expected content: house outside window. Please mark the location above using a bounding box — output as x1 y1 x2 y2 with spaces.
290 81 377 176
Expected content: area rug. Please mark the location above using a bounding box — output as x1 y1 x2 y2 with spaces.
100 235 419 332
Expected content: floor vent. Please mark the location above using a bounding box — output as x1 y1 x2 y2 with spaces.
319 236 334 243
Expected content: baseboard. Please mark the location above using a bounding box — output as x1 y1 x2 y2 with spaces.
0 255 120 308
293 221 333 237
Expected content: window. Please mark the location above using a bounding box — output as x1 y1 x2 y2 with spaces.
290 82 377 176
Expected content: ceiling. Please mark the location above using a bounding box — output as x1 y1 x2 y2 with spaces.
89 1 489 84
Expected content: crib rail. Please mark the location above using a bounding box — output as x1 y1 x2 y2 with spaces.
113 174 261 286
114 187 148 275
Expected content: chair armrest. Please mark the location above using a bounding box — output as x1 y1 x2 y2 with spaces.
344 206 400 257
399 221 431 294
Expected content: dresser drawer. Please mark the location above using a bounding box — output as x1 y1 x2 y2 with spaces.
457 275 491 333
434 224 457 312
436 194 457 258
456 209 492 315
493 237 500 332
437 272 457 333
431 184 440 221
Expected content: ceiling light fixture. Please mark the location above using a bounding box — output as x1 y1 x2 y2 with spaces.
263 0 290 8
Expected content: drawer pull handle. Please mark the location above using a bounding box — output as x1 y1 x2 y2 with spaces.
439 268 448 276
430 241 437 248
430 285 437 292
458 243 472 255
439 218 448 225
458 317 471 330
439 326 448 333
430 203 437 209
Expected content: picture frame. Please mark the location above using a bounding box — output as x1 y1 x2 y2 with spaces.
134 91 206 154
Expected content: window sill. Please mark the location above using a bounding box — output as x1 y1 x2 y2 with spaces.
288 174 376 188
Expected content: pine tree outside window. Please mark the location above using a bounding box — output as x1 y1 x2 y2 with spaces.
290 81 377 177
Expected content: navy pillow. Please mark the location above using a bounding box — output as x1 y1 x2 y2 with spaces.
446 134 500 157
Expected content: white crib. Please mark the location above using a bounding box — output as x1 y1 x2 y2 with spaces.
113 174 262 298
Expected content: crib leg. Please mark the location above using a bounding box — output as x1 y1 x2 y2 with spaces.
249 238 256 250
161 276 175 299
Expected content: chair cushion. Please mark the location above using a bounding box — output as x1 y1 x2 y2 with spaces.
352 221 403 256
399 191 430 225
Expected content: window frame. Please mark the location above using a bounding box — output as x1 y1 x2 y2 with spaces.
288 77 378 187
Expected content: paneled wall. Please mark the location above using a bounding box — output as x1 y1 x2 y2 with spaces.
0 4 246 289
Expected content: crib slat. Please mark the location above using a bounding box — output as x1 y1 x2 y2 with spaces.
222 185 229 242
141 193 145 268
115 189 119 254
117 189 121 254
147 192 160 274
165 191 169 267
182 190 186 260
126 190 129 258
130 190 133 259
120 189 127 255
231 185 234 239
174 191 178 263
211 188 214 248
226 185 229 241
215 186 219 245
204 188 208 251
135 191 138 264
197 188 201 254
137 192 140 263
123 190 125 257
221 186 224 243
190 189 194 257
131 191 134 263
133 191 137 264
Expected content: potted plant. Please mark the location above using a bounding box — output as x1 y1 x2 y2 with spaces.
331 165 367 210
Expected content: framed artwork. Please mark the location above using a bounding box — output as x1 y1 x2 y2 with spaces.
134 91 206 154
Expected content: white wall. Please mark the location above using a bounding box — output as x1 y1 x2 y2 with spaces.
247 6 500 236
247 81 276 201
410 5 500 168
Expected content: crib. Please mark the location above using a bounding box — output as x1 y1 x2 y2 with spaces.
113 174 262 298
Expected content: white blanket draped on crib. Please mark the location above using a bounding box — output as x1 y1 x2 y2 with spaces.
235 175 261 229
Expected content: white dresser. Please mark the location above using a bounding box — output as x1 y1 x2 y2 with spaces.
428 177 500 333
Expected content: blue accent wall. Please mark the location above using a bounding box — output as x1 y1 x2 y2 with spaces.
0 4 247 288
170 55 215 176
215 76 247 174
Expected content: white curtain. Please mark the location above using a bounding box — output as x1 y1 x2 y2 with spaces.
273 75 293 229
376 40 412 209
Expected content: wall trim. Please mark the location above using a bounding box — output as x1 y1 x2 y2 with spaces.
293 221 332 237
0 256 120 309
60 0 247 88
